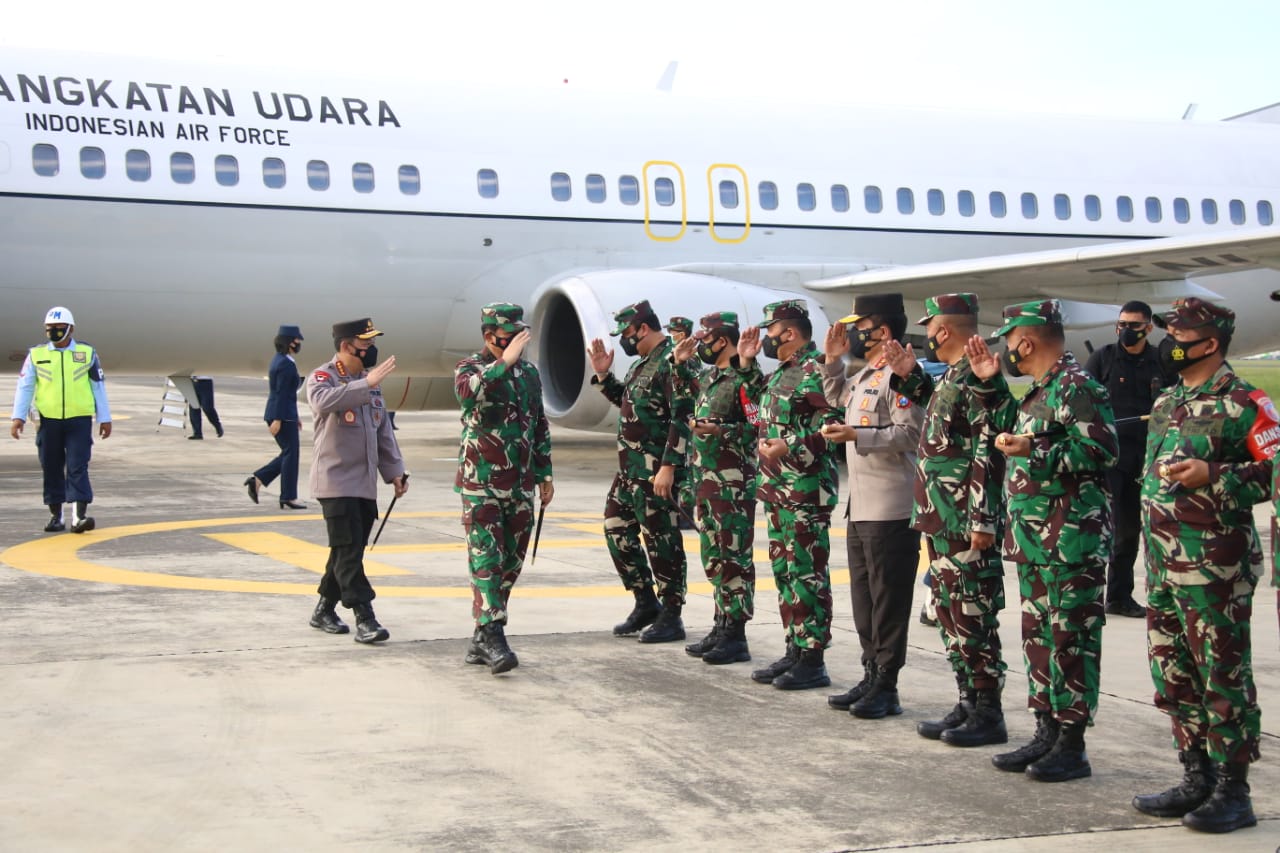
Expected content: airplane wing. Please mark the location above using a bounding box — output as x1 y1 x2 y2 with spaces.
804 226 1280 308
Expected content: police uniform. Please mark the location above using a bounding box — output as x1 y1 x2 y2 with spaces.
10 306 111 533
306 317 405 643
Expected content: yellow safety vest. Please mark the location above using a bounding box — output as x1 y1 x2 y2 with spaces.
30 343 97 419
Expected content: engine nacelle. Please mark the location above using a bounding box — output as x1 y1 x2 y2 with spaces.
530 269 827 431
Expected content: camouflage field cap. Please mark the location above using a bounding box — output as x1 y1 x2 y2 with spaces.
332 317 383 340
1153 296 1235 334
693 311 739 340
916 293 979 326
838 292 905 324
610 299 655 336
480 302 529 333
665 316 693 334
993 299 1062 336
757 299 808 328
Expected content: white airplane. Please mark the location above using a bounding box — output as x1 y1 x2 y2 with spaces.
3 47 1280 430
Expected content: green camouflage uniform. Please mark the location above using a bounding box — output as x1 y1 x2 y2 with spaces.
672 311 762 622
454 304 552 627
983 300 1117 726
1142 297 1273 764
754 300 843 650
667 316 699 518
595 301 692 605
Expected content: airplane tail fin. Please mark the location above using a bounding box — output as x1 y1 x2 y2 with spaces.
1224 102 1280 123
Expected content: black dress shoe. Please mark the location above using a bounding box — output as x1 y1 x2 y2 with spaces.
44 517 65 533
1105 599 1146 618
279 499 307 510
215 425 224 438
188 435 203 440
244 476 260 504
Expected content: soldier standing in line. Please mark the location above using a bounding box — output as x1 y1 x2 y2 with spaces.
672 311 763 665
740 299 843 690
880 294 1015 746
667 316 698 531
454 303 553 675
966 299 1116 783
1132 298 1272 834
306 317 408 644
819 293 924 719
587 300 692 643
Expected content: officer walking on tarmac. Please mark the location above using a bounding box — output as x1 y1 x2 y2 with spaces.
588 300 692 642
967 299 1116 783
10 306 112 533
306 317 407 644
454 303 553 675
1133 297 1272 834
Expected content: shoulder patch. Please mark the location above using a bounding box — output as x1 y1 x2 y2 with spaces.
314 370 331 383
896 395 911 408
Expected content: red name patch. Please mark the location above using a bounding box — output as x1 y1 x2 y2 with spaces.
314 371 331 383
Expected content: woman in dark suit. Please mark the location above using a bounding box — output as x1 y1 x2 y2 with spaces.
245 325 307 509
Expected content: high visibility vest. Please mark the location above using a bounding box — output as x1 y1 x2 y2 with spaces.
30 343 97 419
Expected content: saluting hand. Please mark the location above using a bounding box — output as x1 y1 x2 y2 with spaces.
824 323 850 361
366 354 397 388
738 326 762 360
966 335 1000 381
673 336 697 364
502 329 532 366
587 338 614 375
882 339 917 378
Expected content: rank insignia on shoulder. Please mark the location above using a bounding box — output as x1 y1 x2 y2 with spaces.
343 410 356 424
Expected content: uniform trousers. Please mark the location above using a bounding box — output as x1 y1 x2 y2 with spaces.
317 497 378 607
695 492 756 621
1018 560 1104 725
188 377 223 438
462 494 534 626
1105 467 1142 606
766 503 833 650
254 420 301 501
927 535 1007 690
36 416 94 506
603 473 687 605
847 518 919 672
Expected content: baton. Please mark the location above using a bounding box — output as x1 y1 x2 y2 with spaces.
369 472 408 550
530 499 547 564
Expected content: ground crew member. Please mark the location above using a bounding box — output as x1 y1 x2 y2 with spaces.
1133 297 1270 834
667 315 697 530
306 317 407 644
672 311 762 665
454 303 553 675
587 300 692 643
882 294 1015 745
966 299 1116 783
10 306 112 534
820 293 924 719
741 299 843 690
1085 300 1174 617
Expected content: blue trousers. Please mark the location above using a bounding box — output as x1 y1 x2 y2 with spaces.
188 377 223 438
253 420 301 501
36 416 94 505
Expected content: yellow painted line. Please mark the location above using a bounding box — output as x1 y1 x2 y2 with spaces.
203 532 414 576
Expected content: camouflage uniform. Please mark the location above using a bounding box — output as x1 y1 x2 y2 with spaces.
594 301 692 606
667 316 699 523
454 303 552 628
1142 299 1272 765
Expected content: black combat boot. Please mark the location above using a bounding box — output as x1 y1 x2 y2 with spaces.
308 596 350 634
464 627 485 664
477 622 519 674
639 602 685 643
772 647 831 690
1182 762 1256 833
942 687 1008 747
613 586 661 636
352 603 390 644
852 667 903 719
751 642 799 684
702 617 751 665
1133 748 1217 817
828 661 877 710
69 501 95 534
44 504 65 533
1025 721 1090 782
992 711 1059 772
917 673 971 738
685 613 724 657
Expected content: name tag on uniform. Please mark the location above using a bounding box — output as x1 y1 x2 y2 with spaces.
1182 416 1224 438
1026 400 1054 421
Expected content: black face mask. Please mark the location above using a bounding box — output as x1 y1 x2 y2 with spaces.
1001 341 1027 377
924 331 946 363
1119 328 1147 348
1158 335 1214 374
619 333 640 357
355 343 378 369
491 334 513 351
762 332 784 360
849 328 879 360
291 341 303 355
46 326 69 343
697 339 720 365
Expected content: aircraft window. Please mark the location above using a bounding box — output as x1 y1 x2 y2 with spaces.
550 171 571 202
1229 199 1245 224
1116 195 1133 222
125 149 151 182
353 163 375 193
830 184 849 212
797 183 816 211
215 154 239 187
1259 200 1274 226
171 152 196 184
1084 194 1101 221
477 168 499 199
957 190 975 217
263 157 286 189
1173 197 1190 224
79 146 106 179
927 189 944 216
586 173 606 203
897 187 914 214
308 160 330 191
398 165 420 195
1145 196 1162 223
759 181 778 211
720 180 740 209
864 185 883 214
32 143 59 176
1054 194 1070 220
1201 198 1218 224
654 177 675 206
989 191 1006 218
1021 192 1038 219
619 175 640 205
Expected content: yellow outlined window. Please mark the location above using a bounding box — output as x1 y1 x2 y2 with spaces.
707 163 750 244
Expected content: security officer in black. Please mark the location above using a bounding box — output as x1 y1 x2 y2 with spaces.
1084 300 1174 617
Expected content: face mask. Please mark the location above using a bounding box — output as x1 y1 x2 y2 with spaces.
1001 341 1027 377
355 343 378 369
491 334 513 351
619 333 640 357
1158 335 1214 374
762 332 783 360
46 326 69 343
1119 328 1146 348
924 331 946 363
291 341 303 354
849 328 878 360
697 339 720 365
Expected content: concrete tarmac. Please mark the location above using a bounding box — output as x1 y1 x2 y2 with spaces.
1 374 1278 852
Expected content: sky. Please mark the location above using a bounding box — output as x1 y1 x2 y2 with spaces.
3 0 1278 120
